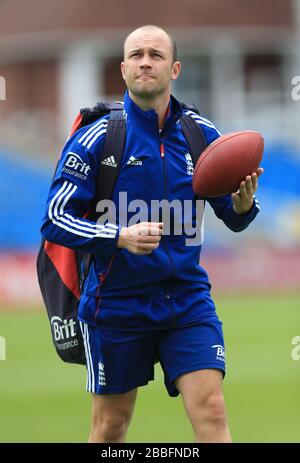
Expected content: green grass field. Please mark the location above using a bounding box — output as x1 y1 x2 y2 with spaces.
0 292 300 443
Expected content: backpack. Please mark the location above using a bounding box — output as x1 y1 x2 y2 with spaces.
37 100 208 365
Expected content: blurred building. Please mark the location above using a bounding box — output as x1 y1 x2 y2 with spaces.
0 0 299 300
0 0 299 152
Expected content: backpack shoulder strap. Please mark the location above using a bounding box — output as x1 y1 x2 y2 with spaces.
95 108 126 205
70 102 126 216
179 109 208 167
80 107 126 284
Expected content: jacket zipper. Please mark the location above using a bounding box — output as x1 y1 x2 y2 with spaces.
160 138 176 327
160 139 175 279
160 137 175 278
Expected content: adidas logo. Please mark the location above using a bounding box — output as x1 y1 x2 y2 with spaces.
127 155 143 166
101 155 117 168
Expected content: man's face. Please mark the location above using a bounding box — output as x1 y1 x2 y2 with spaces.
121 29 181 99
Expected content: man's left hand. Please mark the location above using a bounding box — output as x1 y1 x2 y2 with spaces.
232 168 264 214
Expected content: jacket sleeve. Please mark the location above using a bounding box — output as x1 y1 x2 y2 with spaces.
207 194 260 232
41 118 120 257
193 115 261 232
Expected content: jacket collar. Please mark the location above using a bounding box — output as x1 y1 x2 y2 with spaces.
124 90 183 131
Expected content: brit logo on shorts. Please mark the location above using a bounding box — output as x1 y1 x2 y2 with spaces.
98 361 106 386
211 344 225 362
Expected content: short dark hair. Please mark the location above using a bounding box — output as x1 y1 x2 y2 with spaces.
124 25 178 63
169 33 177 63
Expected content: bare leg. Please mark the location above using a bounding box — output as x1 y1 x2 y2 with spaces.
88 388 138 443
176 369 231 443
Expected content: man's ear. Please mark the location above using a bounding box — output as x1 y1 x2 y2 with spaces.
171 61 181 81
120 62 126 80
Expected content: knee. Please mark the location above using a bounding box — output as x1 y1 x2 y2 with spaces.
187 392 227 429
90 412 131 443
200 393 227 426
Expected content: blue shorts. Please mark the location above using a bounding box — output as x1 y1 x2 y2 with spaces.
79 293 225 397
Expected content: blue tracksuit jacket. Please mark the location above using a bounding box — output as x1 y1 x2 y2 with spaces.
41 91 260 324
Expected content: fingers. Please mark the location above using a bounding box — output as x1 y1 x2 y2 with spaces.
118 222 164 255
237 168 264 196
131 240 160 255
137 222 164 236
134 223 163 254
136 241 160 252
257 167 264 178
246 175 254 195
232 168 263 214
137 234 162 243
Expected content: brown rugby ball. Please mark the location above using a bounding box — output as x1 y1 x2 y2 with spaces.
192 131 264 197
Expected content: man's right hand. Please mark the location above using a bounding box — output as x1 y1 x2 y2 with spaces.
117 222 164 255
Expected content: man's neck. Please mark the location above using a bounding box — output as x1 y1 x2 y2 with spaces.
128 90 171 130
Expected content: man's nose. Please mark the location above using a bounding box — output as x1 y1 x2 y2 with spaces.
140 54 152 68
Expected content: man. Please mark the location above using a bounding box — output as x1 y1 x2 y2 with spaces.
41 25 263 443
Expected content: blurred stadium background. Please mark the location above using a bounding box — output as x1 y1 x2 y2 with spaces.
0 0 299 443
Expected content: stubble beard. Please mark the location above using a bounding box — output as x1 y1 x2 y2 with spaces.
130 81 166 101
